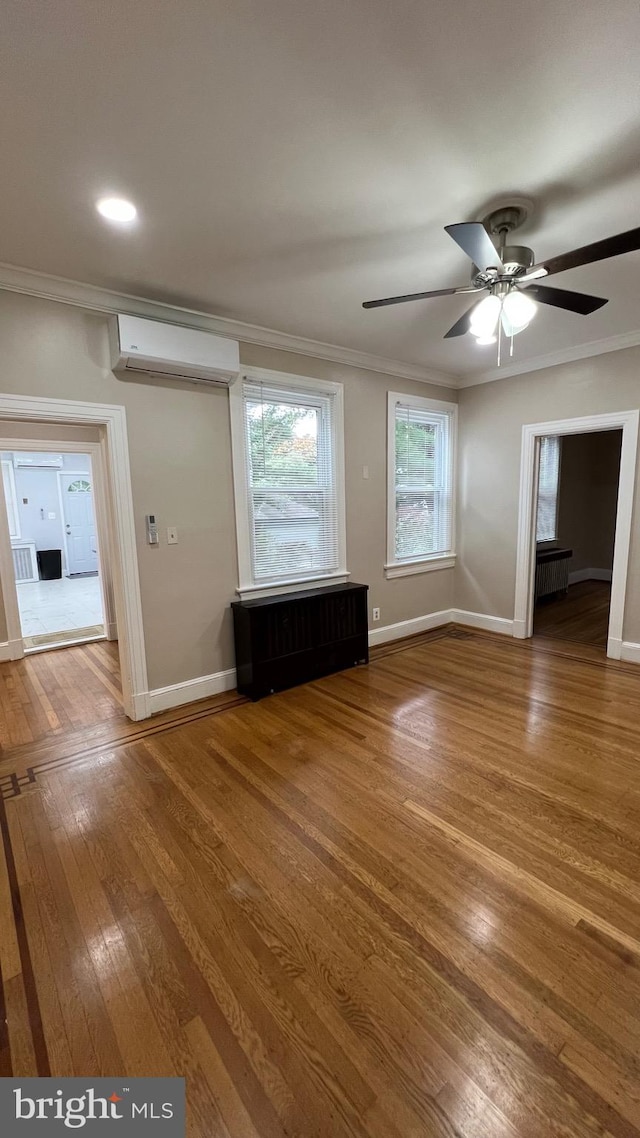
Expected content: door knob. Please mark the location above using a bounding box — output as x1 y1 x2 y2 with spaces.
65 524 71 534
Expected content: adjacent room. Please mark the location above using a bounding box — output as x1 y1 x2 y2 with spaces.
1 3 640 1137
533 429 622 650
1 450 106 650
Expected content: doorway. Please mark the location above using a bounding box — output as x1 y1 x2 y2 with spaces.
0 393 148 721
1 449 108 650
532 430 622 651
513 409 639 660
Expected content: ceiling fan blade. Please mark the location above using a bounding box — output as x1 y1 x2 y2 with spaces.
445 222 504 273
523 284 608 315
443 299 485 339
362 285 479 309
529 226 640 279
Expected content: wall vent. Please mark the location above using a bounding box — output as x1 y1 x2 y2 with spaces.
12 542 38 583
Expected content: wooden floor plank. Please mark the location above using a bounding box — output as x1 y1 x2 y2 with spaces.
534 580 611 647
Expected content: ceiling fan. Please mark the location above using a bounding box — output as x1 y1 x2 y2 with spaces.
363 204 640 361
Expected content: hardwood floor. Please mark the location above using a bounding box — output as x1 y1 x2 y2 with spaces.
534 579 611 648
0 640 123 752
2 628 640 1137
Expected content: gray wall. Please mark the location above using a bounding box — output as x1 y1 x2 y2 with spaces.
0 292 457 690
556 431 621 574
456 347 640 641
2 452 91 557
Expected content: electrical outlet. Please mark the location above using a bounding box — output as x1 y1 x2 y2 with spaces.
372 607 380 622
167 527 178 545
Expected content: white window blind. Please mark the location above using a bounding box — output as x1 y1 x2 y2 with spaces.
390 397 455 563
1 460 20 540
240 379 342 585
536 435 561 542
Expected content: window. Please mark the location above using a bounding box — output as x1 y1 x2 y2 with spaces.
1 460 20 540
386 393 456 578
67 478 91 493
536 435 561 543
230 370 346 596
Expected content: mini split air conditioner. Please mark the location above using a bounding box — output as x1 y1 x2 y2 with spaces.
109 314 240 387
13 454 64 469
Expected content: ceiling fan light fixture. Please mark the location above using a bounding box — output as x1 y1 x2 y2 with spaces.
501 289 537 336
474 335 497 345
469 293 501 339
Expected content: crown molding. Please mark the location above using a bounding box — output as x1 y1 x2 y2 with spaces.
459 328 640 387
0 261 457 389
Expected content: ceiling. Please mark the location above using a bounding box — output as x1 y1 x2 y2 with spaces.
2 0 640 381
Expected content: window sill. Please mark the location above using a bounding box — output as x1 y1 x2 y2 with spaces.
384 555 456 579
236 571 350 601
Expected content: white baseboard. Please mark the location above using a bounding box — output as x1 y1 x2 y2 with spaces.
368 609 453 647
451 609 515 635
368 607 515 647
139 608 513 718
148 667 237 714
0 639 23 662
620 641 640 664
129 690 152 720
568 568 613 585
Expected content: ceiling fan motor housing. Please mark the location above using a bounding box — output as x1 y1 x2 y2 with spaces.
471 245 535 287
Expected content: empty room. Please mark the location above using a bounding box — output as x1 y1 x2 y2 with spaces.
1 3 640 1136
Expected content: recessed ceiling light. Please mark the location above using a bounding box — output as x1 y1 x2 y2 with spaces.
96 197 137 224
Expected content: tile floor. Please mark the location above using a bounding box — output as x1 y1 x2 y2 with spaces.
16 574 104 639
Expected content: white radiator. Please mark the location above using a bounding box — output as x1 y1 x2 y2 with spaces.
11 542 38 583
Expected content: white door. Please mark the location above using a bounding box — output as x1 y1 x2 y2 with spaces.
60 474 99 575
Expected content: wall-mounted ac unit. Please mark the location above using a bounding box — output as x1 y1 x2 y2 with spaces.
109 315 240 387
13 454 64 469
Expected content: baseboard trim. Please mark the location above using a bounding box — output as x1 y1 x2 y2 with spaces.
143 609 513 715
620 641 640 664
451 609 515 635
568 568 613 585
148 667 237 714
368 609 453 647
0 639 23 662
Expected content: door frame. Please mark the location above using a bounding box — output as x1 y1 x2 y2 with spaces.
0 395 149 719
513 409 639 658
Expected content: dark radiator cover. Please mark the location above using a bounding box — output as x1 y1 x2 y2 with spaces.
232 582 369 700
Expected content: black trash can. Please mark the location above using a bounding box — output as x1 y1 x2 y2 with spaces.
37 549 62 581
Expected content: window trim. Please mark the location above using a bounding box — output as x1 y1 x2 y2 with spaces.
386 391 457 579
230 367 348 600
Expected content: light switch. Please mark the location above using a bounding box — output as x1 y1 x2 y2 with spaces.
48 511 56 520
167 527 178 545
362 465 369 479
